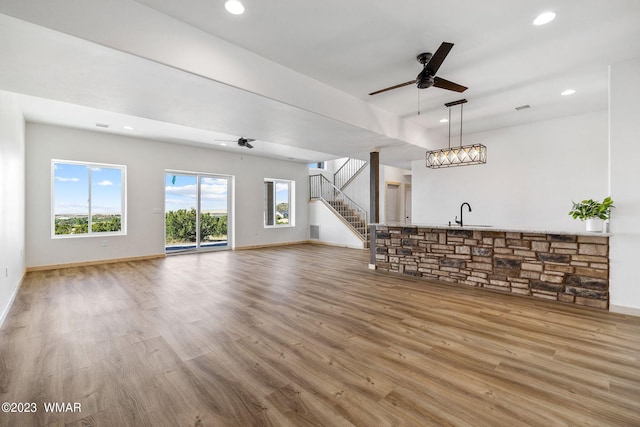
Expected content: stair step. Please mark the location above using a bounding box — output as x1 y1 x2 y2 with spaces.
319 194 368 241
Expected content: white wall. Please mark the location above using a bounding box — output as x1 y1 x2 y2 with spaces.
411 111 608 231
341 163 370 218
25 124 310 267
309 201 365 249
0 91 26 326
609 57 640 312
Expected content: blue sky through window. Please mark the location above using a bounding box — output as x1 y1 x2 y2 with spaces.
91 167 122 215
53 163 123 216
53 163 88 216
164 174 228 212
275 182 289 207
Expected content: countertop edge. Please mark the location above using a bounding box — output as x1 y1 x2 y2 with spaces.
370 223 611 237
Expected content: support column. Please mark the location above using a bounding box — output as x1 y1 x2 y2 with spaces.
370 151 379 224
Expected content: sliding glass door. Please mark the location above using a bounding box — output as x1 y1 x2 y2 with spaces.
164 172 231 253
199 176 229 249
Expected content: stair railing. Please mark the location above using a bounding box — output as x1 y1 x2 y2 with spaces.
310 174 368 241
334 158 368 191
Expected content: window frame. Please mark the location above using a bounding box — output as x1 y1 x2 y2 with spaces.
264 178 295 228
51 159 127 238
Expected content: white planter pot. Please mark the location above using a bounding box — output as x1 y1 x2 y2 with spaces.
586 218 603 232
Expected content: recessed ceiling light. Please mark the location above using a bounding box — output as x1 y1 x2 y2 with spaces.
440 118 449 123
561 89 576 96
123 126 133 130
533 11 556 26
225 0 245 15
220 143 227 146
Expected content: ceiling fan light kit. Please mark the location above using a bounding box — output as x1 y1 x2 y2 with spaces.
237 137 255 149
426 99 487 169
215 137 255 149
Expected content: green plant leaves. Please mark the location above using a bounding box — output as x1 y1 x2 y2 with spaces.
568 197 615 220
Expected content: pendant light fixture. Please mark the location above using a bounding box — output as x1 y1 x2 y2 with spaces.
426 99 487 168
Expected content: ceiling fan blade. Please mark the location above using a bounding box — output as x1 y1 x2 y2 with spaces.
433 76 468 92
425 42 454 75
245 142 254 149
243 138 256 143
369 80 416 96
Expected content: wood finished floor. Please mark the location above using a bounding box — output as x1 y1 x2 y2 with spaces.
1 244 639 426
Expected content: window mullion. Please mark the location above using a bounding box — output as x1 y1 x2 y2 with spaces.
88 166 92 234
196 174 201 248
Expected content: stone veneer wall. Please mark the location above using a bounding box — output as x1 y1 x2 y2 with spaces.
374 226 610 309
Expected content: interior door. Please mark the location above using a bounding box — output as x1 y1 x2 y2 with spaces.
385 182 401 223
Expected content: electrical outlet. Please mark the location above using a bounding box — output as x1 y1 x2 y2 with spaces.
5 267 8 278
100 240 107 247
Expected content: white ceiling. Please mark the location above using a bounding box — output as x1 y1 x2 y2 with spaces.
1 0 640 168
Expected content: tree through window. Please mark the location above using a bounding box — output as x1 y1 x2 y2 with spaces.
52 160 126 237
264 178 294 227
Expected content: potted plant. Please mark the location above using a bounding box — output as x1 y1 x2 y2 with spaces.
568 196 614 232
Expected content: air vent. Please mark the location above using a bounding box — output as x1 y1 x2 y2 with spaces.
310 225 319 239
95 123 110 128
515 105 531 111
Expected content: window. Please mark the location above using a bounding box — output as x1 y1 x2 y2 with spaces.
308 161 326 169
264 178 294 227
52 160 126 237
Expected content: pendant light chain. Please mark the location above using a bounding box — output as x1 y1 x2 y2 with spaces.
448 106 452 149
459 102 463 147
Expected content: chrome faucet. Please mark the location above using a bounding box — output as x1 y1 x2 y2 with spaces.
455 202 472 226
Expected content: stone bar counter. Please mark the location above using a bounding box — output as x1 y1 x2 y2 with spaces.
371 224 610 309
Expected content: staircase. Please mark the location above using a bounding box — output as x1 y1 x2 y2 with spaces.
334 158 368 191
326 199 368 238
309 174 369 245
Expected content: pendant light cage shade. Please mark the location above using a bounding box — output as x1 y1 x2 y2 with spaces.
426 98 487 169
426 143 487 168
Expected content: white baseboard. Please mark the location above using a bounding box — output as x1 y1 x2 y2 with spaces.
609 304 640 317
26 254 165 272
234 240 311 250
0 268 25 329
309 240 366 250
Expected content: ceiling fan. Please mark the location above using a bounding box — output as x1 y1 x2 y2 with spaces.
216 137 255 149
369 42 468 96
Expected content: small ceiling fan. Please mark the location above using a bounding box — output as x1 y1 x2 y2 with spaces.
369 42 468 96
216 137 255 149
